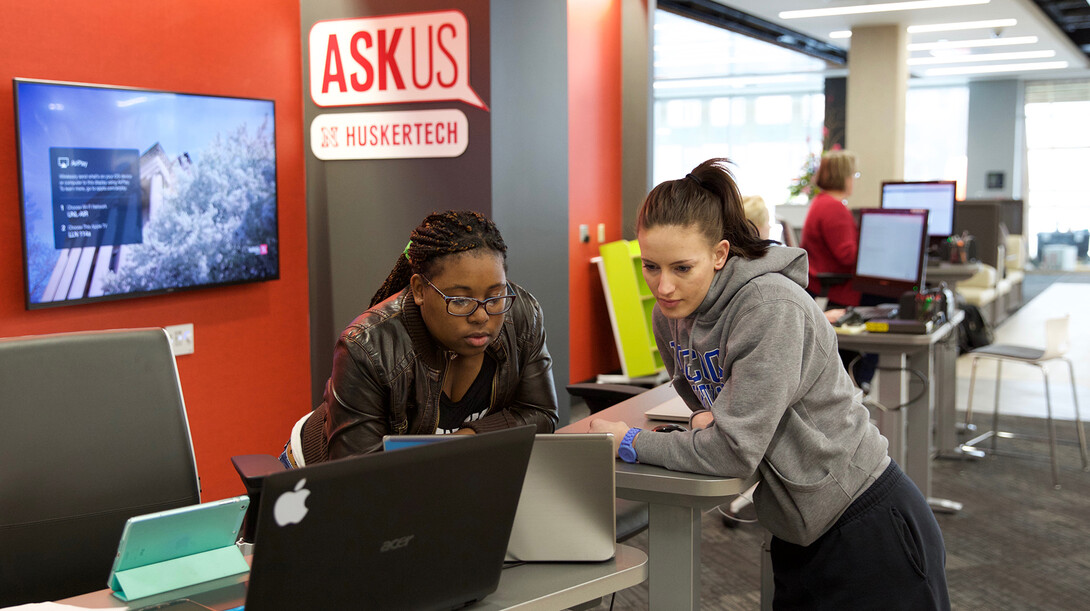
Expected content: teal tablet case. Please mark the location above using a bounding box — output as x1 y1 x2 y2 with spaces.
108 495 250 601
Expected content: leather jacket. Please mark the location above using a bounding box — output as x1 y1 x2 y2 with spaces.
318 282 558 459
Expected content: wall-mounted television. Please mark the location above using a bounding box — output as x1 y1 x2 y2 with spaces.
13 79 279 309
880 180 956 239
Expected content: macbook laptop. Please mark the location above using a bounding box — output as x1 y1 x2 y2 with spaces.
643 394 694 423
246 425 535 611
385 433 617 563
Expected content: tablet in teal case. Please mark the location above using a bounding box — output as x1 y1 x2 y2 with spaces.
108 495 250 601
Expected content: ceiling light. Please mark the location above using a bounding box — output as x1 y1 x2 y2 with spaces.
908 19 1016 33
908 36 1038 50
830 31 853 39
924 61 1068 76
781 0 988 20
909 50 1056 65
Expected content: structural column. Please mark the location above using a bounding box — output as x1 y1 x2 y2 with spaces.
846 24 908 209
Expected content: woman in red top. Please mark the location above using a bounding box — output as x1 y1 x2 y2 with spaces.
800 150 862 307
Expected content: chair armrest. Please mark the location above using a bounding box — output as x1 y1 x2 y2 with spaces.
816 272 853 284
566 383 649 414
231 454 286 494
231 454 286 544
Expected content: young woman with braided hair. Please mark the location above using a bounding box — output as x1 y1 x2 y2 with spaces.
591 159 949 609
280 210 557 465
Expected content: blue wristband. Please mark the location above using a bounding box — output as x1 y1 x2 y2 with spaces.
618 427 641 463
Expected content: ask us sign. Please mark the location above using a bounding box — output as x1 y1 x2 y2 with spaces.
308 10 485 160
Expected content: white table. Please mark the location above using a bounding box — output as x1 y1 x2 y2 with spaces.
59 546 648 611
836 310 964 512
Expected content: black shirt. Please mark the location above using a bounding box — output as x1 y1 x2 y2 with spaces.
436 355 496 433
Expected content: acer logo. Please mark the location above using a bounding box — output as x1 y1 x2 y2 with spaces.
379 535 414 552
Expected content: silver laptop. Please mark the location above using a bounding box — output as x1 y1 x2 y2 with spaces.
505 434 616 562
384 433 617 562
644 394 694 422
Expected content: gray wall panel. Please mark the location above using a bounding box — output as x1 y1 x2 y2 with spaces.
490 0 571 422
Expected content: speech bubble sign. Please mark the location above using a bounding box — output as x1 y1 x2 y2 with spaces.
309 10 487 110
310 109 469 160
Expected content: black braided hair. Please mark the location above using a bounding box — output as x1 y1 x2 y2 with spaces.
369 210 508 308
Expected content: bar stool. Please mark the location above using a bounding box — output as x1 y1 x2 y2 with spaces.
962 315 1089 488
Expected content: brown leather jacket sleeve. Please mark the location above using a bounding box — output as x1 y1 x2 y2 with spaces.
323 330 393 459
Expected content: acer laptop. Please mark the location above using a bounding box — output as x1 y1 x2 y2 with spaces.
246 425 535 611
385 433 617 562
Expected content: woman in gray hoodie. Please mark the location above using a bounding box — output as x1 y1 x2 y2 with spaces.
590 158 949 609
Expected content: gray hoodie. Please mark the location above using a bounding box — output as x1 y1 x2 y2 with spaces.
634 246 890 546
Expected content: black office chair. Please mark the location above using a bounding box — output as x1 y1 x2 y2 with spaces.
0 328 201 606
812 271 853 309
566 382 649 414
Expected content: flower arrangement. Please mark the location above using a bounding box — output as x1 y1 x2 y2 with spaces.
788 135 841 202
788 151 821 202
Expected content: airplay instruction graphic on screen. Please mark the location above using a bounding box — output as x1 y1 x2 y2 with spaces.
49 147 142 249
15 80 279 307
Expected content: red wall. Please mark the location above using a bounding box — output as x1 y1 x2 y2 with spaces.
0 1 311 501
568 0 624 383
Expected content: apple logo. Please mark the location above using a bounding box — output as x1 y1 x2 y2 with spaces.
273 478 311 526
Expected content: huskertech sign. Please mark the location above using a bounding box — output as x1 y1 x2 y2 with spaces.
308 10 483 160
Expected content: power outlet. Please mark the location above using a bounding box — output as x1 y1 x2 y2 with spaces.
165 323 195 356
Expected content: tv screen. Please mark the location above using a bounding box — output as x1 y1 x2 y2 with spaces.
880 180 956 238
853 208 929 299
13 79 279 309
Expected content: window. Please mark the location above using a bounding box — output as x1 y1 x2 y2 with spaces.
904 86 968 200
652 10 827 208
1024 80 1090 259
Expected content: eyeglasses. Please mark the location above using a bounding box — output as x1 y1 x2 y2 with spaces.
420 275 517 317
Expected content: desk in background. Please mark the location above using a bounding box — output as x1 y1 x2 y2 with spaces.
837 310 964 512
925 261 982 286
61 545 648 611
559 384 746 611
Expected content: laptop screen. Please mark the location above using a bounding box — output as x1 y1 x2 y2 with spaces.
246 426 535 611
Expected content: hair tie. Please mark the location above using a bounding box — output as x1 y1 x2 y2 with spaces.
403 240 413 263
685 173 706 189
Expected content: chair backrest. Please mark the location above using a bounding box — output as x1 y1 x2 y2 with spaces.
0 328 200 605
1042 315 1070 361
777 218 800 248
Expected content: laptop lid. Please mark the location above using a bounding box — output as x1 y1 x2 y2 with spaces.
644 395 693 423
247 425 535 611
384 434 617 563
504 434 616 562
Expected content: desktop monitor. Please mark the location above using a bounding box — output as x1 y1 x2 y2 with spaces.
881 180 956 240
853 208 929 299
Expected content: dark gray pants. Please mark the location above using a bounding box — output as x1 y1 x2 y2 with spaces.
770 461 950 610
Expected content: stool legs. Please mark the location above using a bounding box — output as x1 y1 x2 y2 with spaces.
1040 365 1059 488
991 360 1003 453
963 354 1086 488
966 356 980 430
1063 358 1090 471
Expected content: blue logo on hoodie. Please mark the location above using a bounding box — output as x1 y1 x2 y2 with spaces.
670 341 724 409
